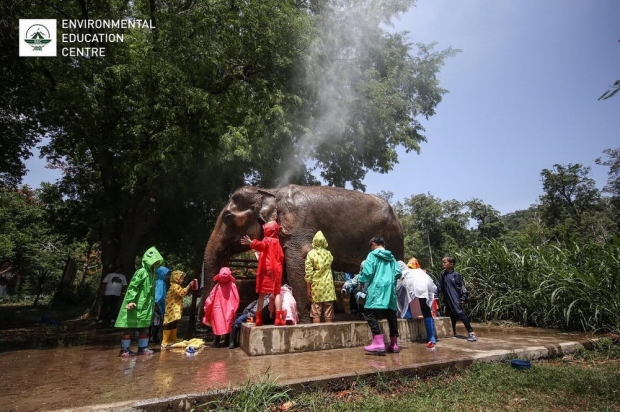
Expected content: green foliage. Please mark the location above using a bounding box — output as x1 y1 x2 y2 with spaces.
457 238 620 334
5 0 456 288
538 163 612 244
574 338 620 361
598 79 620 100
0 187 98 305
192 373 290 412
263 355 620 412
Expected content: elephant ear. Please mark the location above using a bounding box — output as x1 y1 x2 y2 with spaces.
257 189 277 223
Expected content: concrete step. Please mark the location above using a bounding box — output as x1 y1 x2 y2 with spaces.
239 316 452 356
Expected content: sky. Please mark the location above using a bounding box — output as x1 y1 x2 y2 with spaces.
361 0 620 214
23 0 620 215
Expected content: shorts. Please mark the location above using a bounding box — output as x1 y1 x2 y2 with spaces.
310 301 334 320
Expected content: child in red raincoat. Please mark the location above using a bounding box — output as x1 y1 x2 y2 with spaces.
203 267 240 347
240 220 285 326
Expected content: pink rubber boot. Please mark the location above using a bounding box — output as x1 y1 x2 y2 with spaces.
364 334 386 353
387 336 400 353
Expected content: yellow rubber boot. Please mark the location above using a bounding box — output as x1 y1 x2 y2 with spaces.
161 330 171 349
170 328 183 343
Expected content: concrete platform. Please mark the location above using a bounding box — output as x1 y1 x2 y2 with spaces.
239 317 453 355
1 323 597 412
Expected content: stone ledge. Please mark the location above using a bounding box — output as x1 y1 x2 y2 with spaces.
240 317 452 356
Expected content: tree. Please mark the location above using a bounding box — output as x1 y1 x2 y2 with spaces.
0 187 74 302
11 0 456 316
595 148 620 197
465 198 506 240
0 1 49 188
538 164 605 243
595 148 620 234
397 193 444 268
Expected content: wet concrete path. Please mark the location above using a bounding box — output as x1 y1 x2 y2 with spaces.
2 324 593 412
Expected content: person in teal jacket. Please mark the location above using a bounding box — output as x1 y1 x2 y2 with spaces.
359 237 402 354
115 246 164 357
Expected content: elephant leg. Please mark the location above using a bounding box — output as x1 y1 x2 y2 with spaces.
283 249 311 323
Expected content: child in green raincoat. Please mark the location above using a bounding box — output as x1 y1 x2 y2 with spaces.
304 231 337 323
115 246 164 358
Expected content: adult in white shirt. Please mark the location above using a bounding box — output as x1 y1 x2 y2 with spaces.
99 267 127 325
0 261 16 299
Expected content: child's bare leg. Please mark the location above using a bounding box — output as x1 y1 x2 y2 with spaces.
274 293 282 311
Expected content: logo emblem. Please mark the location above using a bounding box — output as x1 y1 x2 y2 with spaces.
25 24 52 51
19 19 57 57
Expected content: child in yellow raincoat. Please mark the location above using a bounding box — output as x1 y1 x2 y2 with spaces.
161 270 197 349
304 231 337 323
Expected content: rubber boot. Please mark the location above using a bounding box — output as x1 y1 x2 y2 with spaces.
222 333 230 348
364 334 386 353
274 310 285 326
161 330 171 349
212 335 221 348
229 326 240 349
255 311 263 326
170 328 183 343
387 336 400 353
424 317 437 345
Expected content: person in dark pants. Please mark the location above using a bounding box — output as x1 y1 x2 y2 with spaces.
437 256 477 342
228 294 274 349
359 237 402 354
99 267 127 325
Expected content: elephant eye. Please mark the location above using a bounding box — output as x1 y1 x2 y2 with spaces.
223 212 234 222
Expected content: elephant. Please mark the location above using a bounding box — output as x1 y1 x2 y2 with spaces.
200 184 404 323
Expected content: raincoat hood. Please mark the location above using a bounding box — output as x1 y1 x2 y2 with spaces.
155 266 170 281
311 231 328 249
407 258 421 269
263 221 280 238
170 270 186 285
372 248 395 261
142 246 164 272
214 267 236 284
397 260 408 273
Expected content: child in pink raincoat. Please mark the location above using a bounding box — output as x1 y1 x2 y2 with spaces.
203 267 240 347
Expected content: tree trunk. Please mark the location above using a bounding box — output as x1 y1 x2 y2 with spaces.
86 194 163 318
51 258 77 308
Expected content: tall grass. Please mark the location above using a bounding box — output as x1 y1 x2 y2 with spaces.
457 238 620 334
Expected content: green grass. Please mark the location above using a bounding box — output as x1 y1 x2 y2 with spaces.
192 372 291 412
457 239 620 334
192 343 620 412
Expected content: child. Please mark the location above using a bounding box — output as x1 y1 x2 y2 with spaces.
280 284 299 325
228 294 274 349
359 237 401 354
203 267 240 347
115 246 164 358
304 231 337 323
161 270 197 349
397 258 438 348
341 261 367 317
150 266 170 344
437 256 477 342
240 220 285 326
